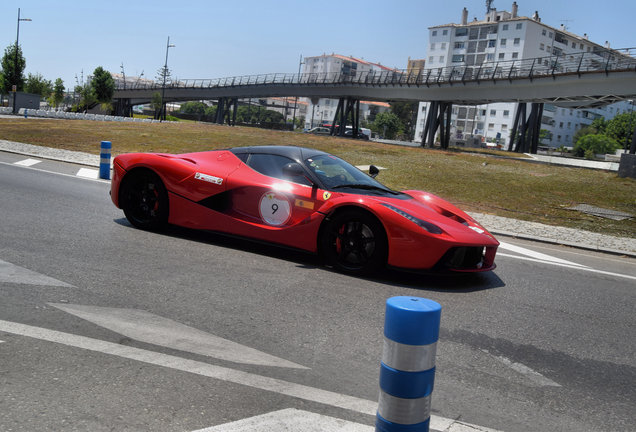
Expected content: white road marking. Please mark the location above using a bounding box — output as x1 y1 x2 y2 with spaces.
192 408 371 432
0 160 109 183
49 303 307 369
497 252 636 281
0 259 74 287
0 319 502 432
485 351 561 387
498 241 588 268
14 158 41 167
76 167 99 179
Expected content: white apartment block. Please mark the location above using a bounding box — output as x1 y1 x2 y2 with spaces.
300 54 391 129
414 2 634 148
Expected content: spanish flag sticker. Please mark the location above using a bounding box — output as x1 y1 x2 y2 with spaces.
323 192 332 200
295 199 314 210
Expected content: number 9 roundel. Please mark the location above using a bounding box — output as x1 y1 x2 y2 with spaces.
259 192 291 226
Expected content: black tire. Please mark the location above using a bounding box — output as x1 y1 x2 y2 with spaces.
120 169 169 230
320 209 387 274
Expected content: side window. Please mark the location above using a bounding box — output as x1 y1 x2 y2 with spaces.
247 154 311 186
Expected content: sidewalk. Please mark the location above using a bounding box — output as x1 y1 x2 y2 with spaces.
2 139 634 257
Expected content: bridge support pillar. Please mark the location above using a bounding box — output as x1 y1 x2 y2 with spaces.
330 97 361 138
422 102 452 149
509 102 543 154
113 99 132 117
215 98 238 125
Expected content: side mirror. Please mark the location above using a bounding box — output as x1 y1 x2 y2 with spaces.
369 165 379 178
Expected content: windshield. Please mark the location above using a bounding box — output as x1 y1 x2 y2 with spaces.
303 154 394 192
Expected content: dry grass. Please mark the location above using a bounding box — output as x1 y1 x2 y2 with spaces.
1 117 634 238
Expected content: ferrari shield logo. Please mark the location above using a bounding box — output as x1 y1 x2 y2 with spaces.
322 192 332 200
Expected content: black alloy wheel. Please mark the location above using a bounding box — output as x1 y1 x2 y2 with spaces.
120 170 169 230
321 209 387 274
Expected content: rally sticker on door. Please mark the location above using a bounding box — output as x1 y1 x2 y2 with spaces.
259 192 291 226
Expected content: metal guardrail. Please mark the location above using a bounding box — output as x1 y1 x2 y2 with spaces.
115 49 636 92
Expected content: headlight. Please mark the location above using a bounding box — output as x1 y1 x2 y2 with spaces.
382 203 443 234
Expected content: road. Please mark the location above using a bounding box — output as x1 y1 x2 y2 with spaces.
0 153 634 432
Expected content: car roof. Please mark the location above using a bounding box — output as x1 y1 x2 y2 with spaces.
230 146 327 163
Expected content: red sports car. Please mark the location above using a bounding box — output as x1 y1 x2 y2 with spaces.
111 146 498 274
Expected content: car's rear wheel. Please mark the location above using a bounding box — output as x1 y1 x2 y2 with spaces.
120 169 169 230
321 209 387 274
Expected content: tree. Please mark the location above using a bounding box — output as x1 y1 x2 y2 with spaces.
50 78 65 108
573 134 620 158
151 92 163 119
390 101 418 140
73 82 96 112
180 101 207 115
573 125 598 145
91 66 114 103
24 73 52 98
371 112 401 139
0 44 26 93
604 111 636 146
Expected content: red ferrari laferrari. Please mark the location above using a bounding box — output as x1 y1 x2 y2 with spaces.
111 146 498 274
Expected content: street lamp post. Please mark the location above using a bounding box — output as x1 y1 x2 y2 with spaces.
160 36 175 121
292 54 305 130
13 8 31 113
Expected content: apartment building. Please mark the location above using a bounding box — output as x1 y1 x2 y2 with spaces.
414 2 634 148
300 54 392 129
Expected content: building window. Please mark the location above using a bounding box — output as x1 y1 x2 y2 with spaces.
488 123 495 130
443 29 448 35
499 53 505 60
549 32 553 39
455 42 465 49
456 28 468 37
480 109 487 116
486 53 495 61
580 44 584 50
441 42 446 50
430 43 435 50
514 38 520 46
512 52 519 59
503 110 510 117
542 29 547 36
540 43 545 50
428 56 434 63
572 42 576 48
502 24 509 30
501 124 508 131
516 23 522 30
452 55 465 62
500 38 507 46
488 39 496 48
432 30 438 36
439 56 445 62
490 109 496 116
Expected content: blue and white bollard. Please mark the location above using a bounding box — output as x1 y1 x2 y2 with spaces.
99 140 111 180
376 296 442 432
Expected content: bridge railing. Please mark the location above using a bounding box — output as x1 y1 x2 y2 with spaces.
116 48 636 92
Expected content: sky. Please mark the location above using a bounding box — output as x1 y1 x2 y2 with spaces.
1 0 634 90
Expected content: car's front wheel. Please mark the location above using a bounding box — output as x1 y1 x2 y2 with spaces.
320 209 387 274
120 169 169 230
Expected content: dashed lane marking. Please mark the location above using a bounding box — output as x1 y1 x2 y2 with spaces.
14 158 41 167
76 167 99 179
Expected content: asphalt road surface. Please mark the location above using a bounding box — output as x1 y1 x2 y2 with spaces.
1 153 634 432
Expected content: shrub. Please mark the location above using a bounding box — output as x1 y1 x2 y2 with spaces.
573 134 620 157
